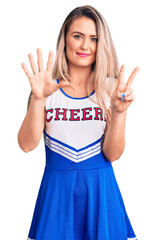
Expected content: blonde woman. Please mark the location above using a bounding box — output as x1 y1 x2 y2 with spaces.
18 5 139 240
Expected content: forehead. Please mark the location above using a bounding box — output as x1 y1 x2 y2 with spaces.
68 16 97 35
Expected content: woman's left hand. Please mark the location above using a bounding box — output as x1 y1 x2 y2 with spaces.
111 65 140 113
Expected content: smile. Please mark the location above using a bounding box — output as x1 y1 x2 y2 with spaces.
76 52 91 58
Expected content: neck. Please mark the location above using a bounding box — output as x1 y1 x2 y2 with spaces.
68 64 94 89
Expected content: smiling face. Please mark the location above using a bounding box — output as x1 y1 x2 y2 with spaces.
65 16 98 70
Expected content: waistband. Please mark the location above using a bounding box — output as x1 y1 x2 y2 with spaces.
45 145 111 170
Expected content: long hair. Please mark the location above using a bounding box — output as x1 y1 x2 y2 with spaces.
52 5 119 113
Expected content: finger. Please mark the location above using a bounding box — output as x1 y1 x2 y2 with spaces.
46 51 53 72
37 48 44 71
125 94 134 101
118 88 133 100
126 67 140 87
21 62 32 79
54 80 69 91
118 64 125 85
116 89 128 99
124 88 133 97
28 53 38 74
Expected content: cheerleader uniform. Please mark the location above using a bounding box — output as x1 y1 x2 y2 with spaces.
27 79 137 240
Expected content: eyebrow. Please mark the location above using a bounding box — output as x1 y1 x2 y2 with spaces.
72 31 98 37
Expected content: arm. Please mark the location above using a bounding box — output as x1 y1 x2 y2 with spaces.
102 65 140 162
18 95 46 152
103 109 126 162
18 48 69 152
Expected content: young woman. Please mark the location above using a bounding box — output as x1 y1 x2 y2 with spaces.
18 5 139 240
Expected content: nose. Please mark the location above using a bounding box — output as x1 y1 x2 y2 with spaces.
80 38 88 50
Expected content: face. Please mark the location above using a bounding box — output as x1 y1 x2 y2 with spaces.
65 16 97 70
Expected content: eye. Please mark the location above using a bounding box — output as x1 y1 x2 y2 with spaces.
91 38 98 42
74 35 82 39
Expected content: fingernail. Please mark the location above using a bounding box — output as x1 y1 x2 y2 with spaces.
121 98 125 101
122 93 125 98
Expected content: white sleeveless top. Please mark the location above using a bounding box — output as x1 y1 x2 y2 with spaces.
44 80 107 163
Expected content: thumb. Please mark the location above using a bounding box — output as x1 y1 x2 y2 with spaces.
58 80 69 88
54 80 69 91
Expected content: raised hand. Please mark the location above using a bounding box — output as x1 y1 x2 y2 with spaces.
111 65 140 113
21 48 69 100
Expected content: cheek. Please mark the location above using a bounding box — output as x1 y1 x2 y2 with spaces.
66 45 74 62
90 45 97 61
66 38 77 52
92 44 97 55
65 39 76 59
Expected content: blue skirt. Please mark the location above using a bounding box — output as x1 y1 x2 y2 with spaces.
27 148 137 240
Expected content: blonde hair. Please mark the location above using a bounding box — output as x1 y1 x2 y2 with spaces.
52 5 119 114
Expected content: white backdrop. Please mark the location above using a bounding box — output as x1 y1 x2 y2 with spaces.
0 0 157 239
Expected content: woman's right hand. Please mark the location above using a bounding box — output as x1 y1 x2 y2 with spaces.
21 48 69 100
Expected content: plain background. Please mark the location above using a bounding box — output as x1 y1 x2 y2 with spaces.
0 0 157 239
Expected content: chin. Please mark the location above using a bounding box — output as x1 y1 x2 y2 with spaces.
72 59 95 69
76 64 93 69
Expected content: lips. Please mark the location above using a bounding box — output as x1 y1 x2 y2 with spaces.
76 52 91 58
